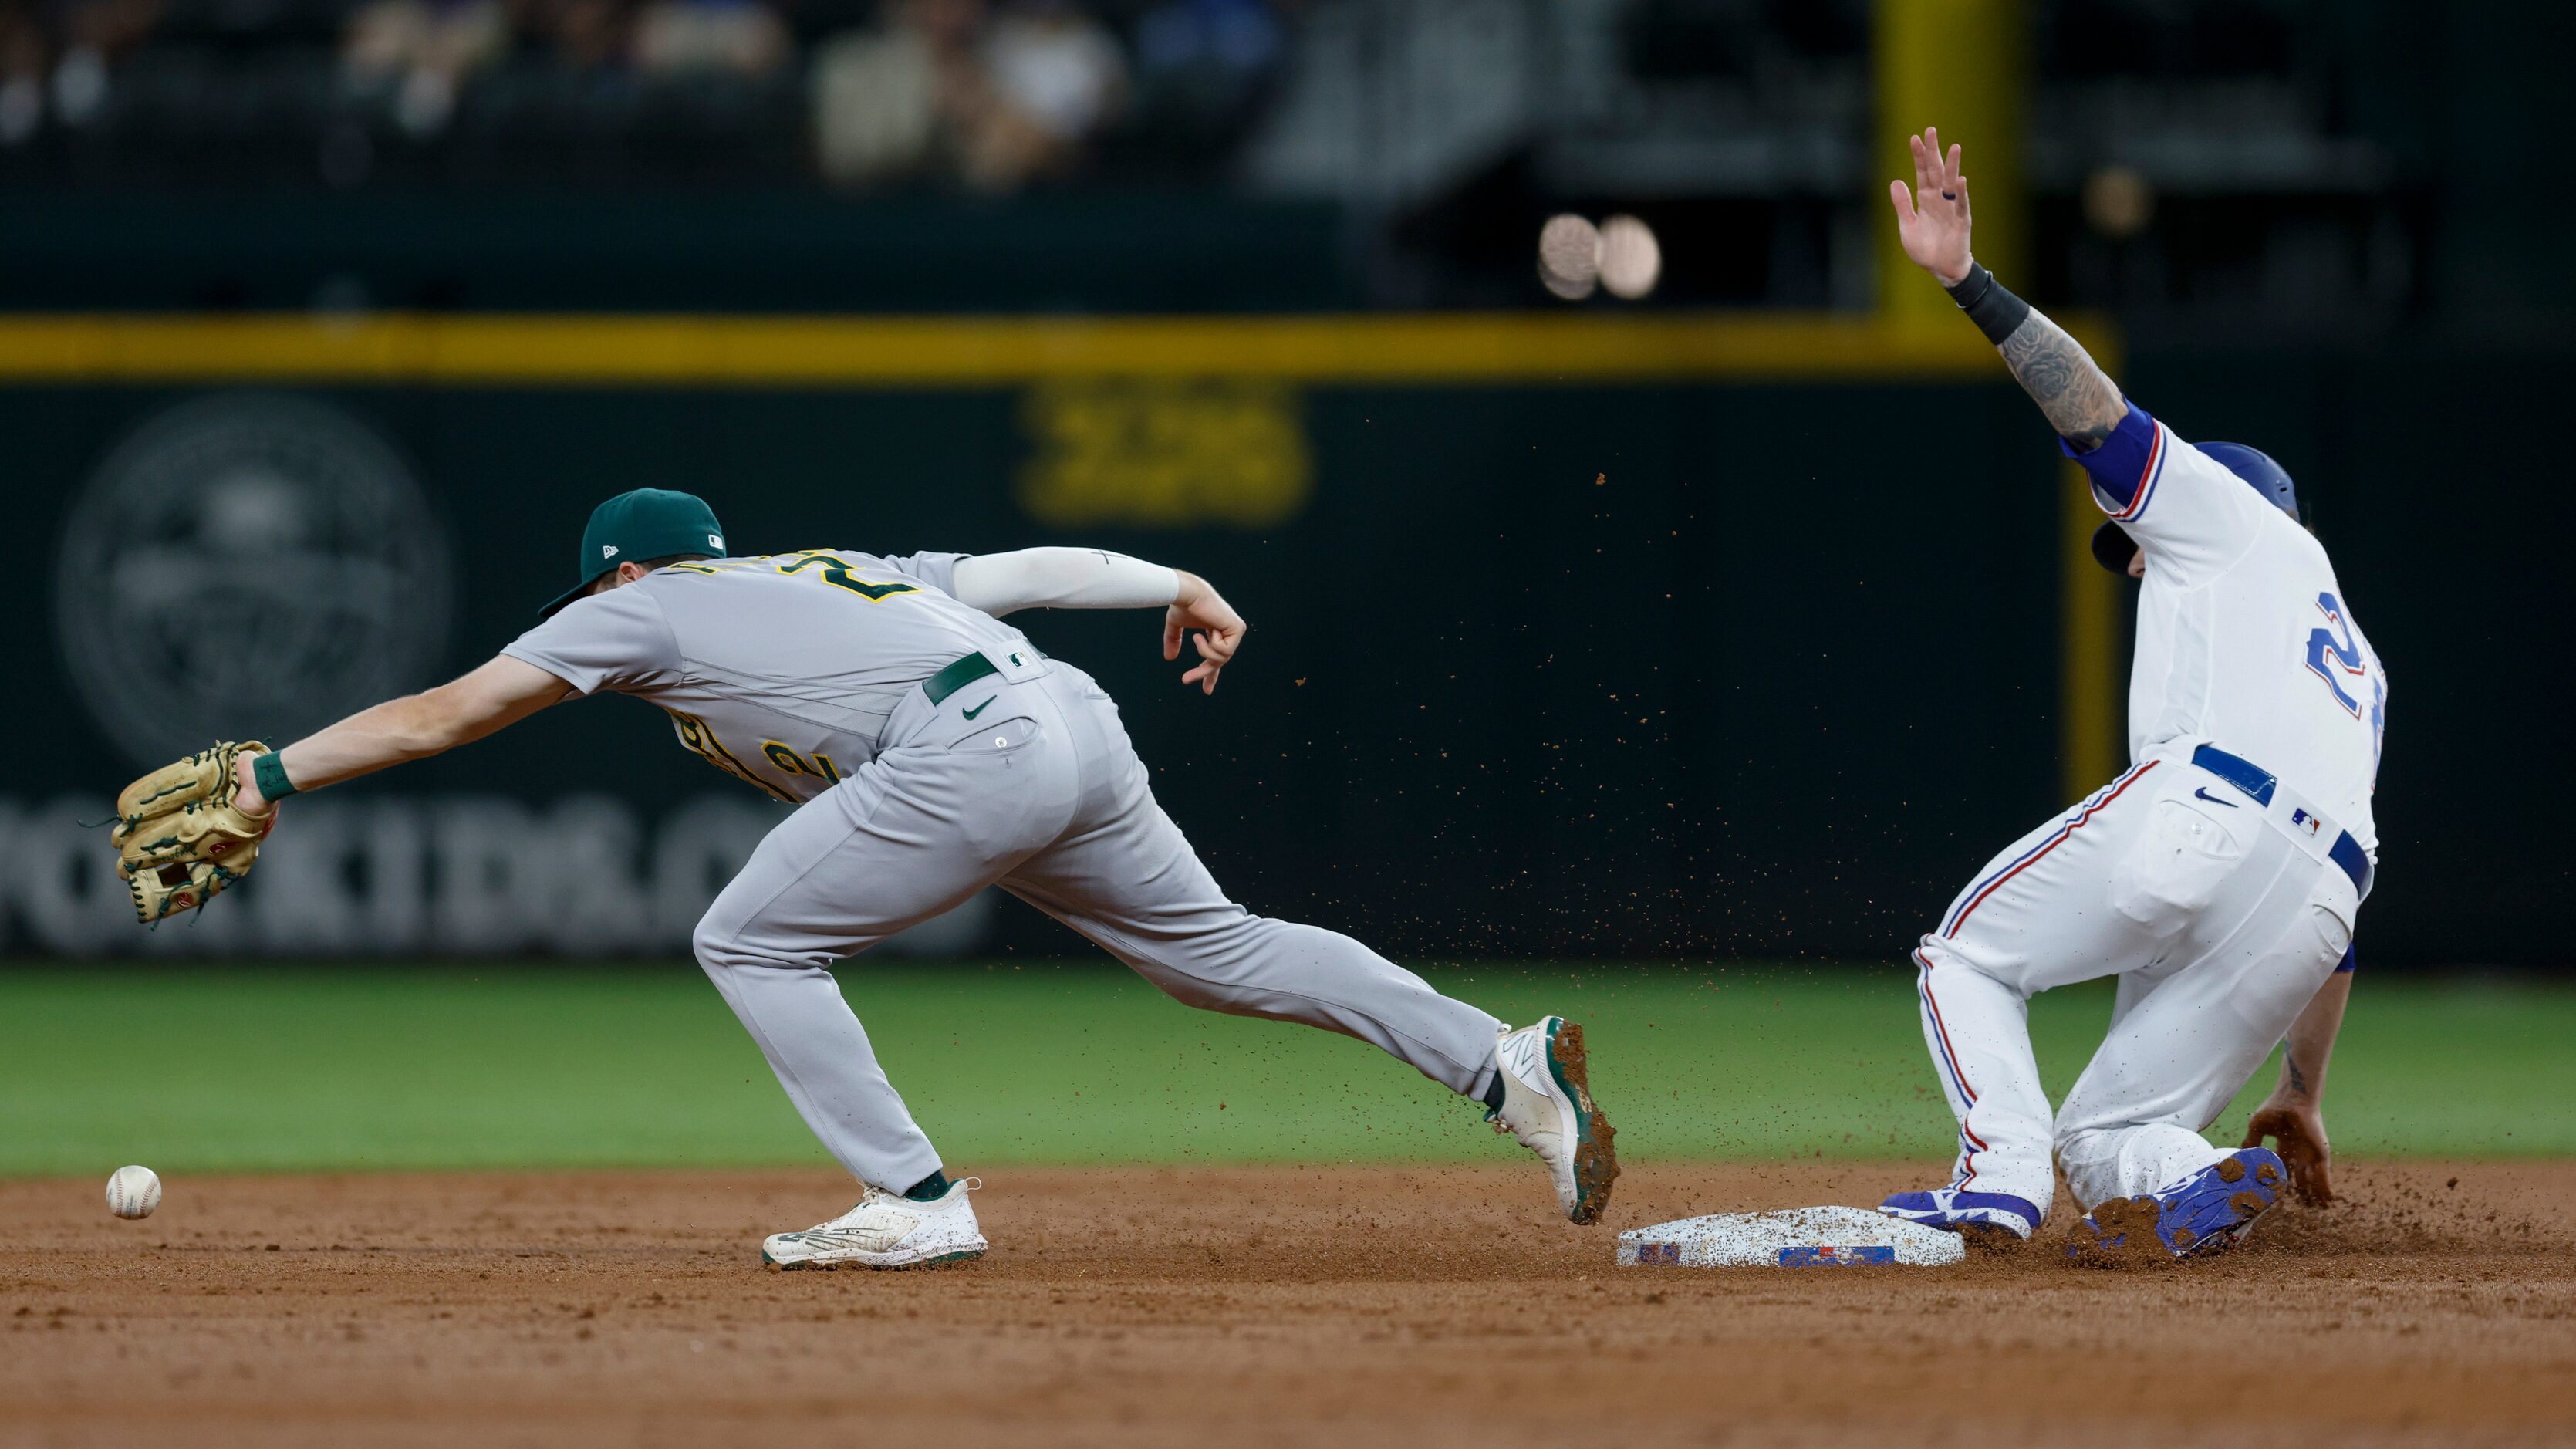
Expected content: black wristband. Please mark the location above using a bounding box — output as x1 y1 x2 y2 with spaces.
1944 262 2031 346
251 749 299 802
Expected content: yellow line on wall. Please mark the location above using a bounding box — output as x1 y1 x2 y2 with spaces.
0 312 2018 385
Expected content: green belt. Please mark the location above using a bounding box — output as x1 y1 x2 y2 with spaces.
923 650 1001 705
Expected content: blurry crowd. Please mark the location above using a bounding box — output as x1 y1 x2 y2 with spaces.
808 0 1286 191
0 0 1295 189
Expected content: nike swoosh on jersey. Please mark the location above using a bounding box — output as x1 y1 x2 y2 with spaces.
2193 786 2238 808
961 696 997 720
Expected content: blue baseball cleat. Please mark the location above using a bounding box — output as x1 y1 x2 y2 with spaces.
2068 1147 2287 1263
1877 1187 2041 1241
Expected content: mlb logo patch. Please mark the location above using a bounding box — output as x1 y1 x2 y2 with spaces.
1778 1246 1896 1267
1635 1242 1682 1266
2290 808 2323 838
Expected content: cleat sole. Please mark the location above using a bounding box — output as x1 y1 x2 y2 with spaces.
1545 1021 1619 1225
2068 1148 2285 1265
764 1245 986 1272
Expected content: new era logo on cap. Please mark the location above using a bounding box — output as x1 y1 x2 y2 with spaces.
603 545 620 559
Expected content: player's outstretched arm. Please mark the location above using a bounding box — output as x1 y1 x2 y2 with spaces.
2242 969 2351 1205
231 654 576 813
949 546 1245 694
1888 126 2127 448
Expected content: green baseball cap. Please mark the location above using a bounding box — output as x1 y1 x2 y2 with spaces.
540 488 729 617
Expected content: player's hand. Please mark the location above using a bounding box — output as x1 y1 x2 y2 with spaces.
2243 1099 2334 1206
1163 570 1245 694
231 748 275 818
1888 126 1974 285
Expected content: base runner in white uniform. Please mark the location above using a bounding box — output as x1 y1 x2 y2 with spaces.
1875 129 2385 1258
206 489 1619 1267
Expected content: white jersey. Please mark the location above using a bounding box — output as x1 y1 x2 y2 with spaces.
502 549 1025 804
2071 404 2387 853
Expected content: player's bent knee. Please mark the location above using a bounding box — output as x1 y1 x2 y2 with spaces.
1147 974 1233 1012
1910 936 1968 976
2053 1116 2165 1163
690 909 748 974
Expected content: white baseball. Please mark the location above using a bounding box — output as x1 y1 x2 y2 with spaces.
106 1165 161 1220
1538 213 1602 300
1597 214 1663 300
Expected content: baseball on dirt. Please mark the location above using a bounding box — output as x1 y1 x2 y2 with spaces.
106 1164 162 1220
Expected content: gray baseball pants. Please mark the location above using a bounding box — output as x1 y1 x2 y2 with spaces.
691 657 1506 1191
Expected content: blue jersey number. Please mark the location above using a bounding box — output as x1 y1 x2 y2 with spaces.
2306 591 2386 781
2304 593 2365 717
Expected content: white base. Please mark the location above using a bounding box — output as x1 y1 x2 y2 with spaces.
1616 1204 1967 1268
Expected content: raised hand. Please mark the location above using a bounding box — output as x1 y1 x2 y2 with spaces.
1888 126 1973 285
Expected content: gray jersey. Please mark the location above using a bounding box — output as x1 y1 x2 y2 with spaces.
502 549 1027 803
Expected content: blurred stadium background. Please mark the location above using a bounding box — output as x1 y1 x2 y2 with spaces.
0 0 2564 1173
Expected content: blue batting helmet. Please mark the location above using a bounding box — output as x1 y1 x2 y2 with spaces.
2198 442 2300 522
2092 441 2302 573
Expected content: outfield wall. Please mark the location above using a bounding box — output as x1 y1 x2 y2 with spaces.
0 315 2553 965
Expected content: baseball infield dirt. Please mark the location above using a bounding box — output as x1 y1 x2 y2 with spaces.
3 1160 2571 1447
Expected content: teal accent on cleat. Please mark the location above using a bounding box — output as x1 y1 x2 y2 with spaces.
759 1178 987 1270
1489 1016 1619 1224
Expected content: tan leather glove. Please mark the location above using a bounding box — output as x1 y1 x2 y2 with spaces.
113 741 276 924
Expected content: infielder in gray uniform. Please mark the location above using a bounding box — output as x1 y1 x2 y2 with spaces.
214 488 1619 1268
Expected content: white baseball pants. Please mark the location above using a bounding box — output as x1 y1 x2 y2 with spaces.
1911 746 2361 1218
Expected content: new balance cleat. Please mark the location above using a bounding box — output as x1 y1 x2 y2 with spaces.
1877 1187 2041 1241
761 1178 987 1270
1489 1016 1619 1224
2068 1147 2285 1263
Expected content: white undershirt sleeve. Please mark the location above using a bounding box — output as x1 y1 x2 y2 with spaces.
948 548 1181 616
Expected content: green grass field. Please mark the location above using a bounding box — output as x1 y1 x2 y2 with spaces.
0 963 2567 1177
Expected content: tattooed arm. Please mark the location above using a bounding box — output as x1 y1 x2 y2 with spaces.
2242 970 2351 1205
1886 126 2129 449
1996 312 2127 449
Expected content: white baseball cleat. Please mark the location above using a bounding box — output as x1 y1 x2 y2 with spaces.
1488 1016 1619 1224
761 1178 987 1270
